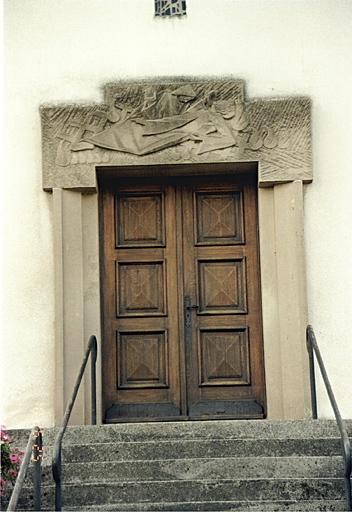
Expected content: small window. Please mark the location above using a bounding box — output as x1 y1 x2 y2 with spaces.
155 0 187 17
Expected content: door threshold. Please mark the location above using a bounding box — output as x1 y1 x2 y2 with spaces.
189 413 265 421
104 416 190 424
104 414 265 424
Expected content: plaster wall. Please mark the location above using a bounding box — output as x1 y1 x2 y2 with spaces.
1 0 352 427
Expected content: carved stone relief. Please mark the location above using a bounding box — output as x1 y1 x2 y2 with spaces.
41 79 312 190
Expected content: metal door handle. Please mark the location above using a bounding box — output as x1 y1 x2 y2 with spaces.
184 296 198 328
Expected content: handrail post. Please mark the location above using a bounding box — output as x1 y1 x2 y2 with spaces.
306 325 318 419
53 450 62 512
7 426 42 512
33 428 43 511
90 335 97 425
346 475 352 511
52 335 98 511
306 324 352 511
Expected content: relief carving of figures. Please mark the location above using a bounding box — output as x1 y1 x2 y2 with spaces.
50 83 289 167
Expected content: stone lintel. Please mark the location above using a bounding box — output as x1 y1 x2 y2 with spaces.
41 79 312 190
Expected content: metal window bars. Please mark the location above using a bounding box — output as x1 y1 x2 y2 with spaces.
155 0 186 17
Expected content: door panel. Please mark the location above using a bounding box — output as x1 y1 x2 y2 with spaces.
197 257 247 314
100 182 182 421
194 190 244 245
182 178 265 419
100 174 266 422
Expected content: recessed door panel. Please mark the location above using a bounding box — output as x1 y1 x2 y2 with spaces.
199 328 250 386
117 330 168 389
197 258 247 314
194 190 244 245
116 193 165 247
117 261 166 316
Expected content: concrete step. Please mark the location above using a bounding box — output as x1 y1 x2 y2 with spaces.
28 456 343 484
13 477 347 510
8 420 352 448
24 454 346 488
4 420 350 512
59 438 343 463
10 500 350 512
63 500 348 511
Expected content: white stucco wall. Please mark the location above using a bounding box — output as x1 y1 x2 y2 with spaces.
1 0 351 427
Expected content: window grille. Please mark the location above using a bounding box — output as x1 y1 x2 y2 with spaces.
155 0 187 17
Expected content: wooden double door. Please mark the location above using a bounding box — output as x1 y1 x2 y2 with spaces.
100 173 266 422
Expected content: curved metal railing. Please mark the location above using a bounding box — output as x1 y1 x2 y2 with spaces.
306 325 351 510
52 335 97 511
7 426 43 511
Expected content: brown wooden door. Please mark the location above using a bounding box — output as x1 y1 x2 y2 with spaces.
181 176 265 418
100 181 182 421
100 173 265 422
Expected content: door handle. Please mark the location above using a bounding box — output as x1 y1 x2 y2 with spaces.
184 296 199 328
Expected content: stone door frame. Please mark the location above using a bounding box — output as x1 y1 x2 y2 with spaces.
42 79 312 424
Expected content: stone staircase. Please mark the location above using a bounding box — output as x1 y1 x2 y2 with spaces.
6 420 352 511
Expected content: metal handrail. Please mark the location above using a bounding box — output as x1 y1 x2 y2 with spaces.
52 335 97 511
7 427 43 511
306 325 351 510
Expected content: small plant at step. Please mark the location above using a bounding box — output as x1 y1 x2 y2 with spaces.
0 425 23 497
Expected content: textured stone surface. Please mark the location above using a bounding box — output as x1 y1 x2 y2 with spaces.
11 478 346 509
59 456 344 482
44 437 343 464
25 455 344 484
5 420 351 511
11 501 350 512
40 79 312 190
65 500 348 511
9 419 352 447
